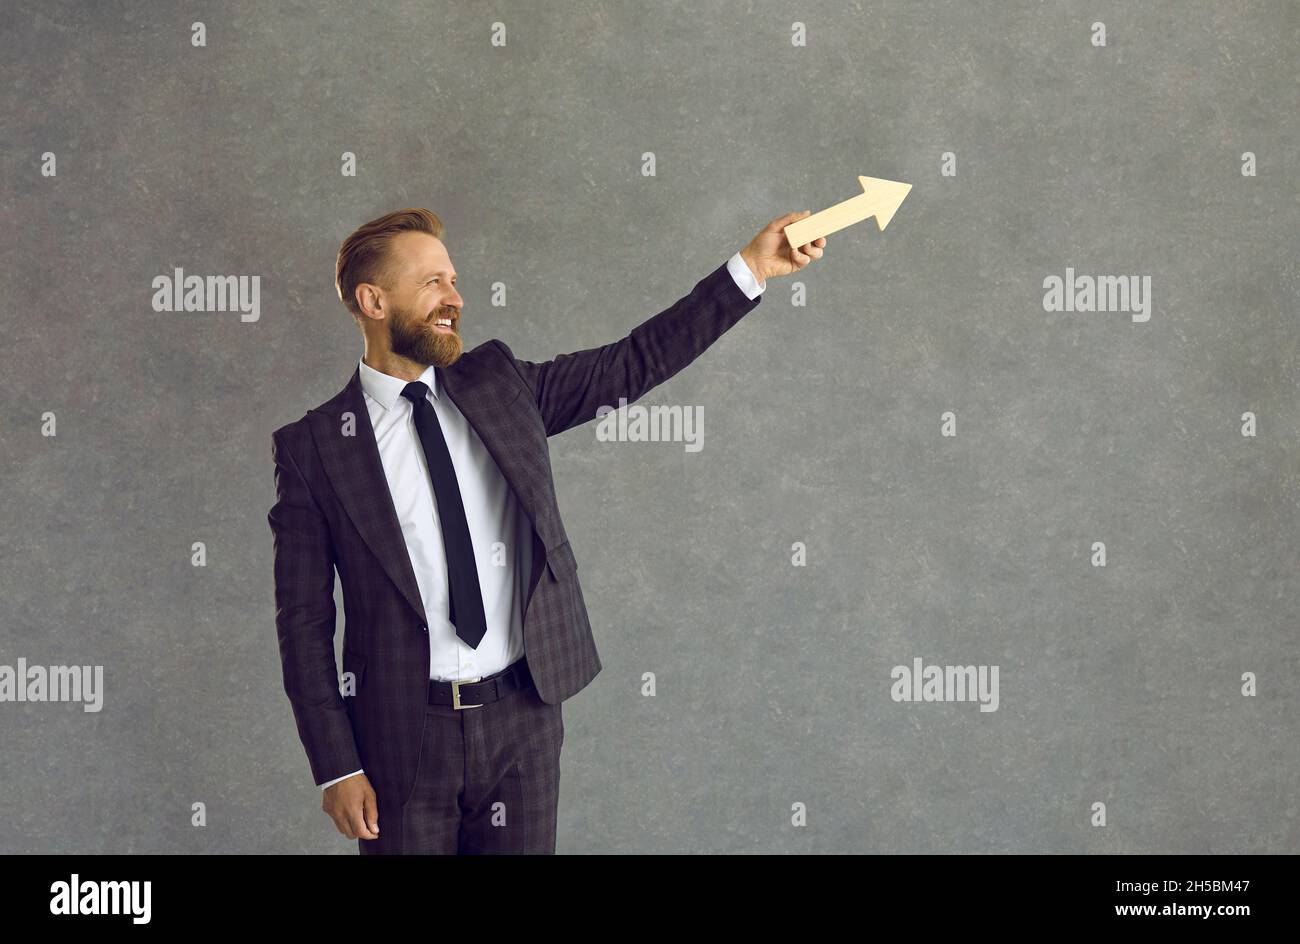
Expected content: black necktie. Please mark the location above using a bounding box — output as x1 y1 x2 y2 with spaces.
400 380 488 650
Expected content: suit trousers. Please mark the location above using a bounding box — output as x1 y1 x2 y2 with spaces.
358 673 564 855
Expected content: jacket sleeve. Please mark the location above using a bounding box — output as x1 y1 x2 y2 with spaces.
267 427 362 786
495 259 762 437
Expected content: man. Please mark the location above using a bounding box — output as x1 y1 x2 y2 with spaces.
268 207 826 854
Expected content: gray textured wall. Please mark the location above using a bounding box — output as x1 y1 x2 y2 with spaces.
1 0 1295 854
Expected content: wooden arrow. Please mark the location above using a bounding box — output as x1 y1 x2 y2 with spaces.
783 175 912 249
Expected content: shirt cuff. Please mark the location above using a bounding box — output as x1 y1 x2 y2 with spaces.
320 769 364 790
726 251 766 300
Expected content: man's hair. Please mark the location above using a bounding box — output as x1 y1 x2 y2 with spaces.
335 208 445 326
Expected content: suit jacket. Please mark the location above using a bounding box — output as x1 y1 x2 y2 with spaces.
267 260 762 807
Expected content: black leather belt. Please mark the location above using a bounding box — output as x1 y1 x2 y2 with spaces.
428 656 533 709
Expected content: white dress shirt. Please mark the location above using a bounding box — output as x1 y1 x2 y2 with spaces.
321 251 765 788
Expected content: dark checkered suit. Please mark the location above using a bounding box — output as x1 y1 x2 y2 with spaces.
268 260 761 851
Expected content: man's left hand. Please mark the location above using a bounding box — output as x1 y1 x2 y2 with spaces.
739 210 827 285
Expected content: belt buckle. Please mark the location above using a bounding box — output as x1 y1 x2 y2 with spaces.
451 676 483 709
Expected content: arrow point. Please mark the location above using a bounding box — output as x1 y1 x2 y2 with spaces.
857 175 912 231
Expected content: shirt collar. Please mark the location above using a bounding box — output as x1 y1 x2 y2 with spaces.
358 356 439 411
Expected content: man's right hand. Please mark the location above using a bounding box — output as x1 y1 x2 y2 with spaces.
322 773 379 840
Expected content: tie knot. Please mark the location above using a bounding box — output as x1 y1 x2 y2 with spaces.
401 381 429 405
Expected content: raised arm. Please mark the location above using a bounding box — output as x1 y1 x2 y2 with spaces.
495 212 826 437
498 256 763 438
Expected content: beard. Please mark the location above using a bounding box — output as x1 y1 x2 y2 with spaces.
388 304 463 368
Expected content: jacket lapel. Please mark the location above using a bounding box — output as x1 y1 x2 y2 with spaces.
308 359 542 627
435 362 540 538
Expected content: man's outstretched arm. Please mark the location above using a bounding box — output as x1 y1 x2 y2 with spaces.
497 212 824 437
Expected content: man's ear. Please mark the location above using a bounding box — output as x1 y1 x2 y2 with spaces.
357 284 384 320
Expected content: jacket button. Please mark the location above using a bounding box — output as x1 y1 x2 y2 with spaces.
420 624 427 633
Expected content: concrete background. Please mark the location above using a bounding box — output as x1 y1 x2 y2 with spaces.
0 0 1295 853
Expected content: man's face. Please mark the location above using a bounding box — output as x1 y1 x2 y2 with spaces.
380 232 464 368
